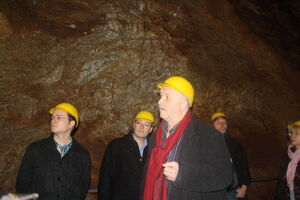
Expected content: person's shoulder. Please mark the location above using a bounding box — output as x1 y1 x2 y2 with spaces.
225 135 242 148
72 139 90 155
192 118 222 137
102 133 134 155
109 132 131 146
22 137 52 156
28 136 52 149
225 135 237 142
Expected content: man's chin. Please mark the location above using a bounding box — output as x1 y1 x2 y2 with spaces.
159 114 167 121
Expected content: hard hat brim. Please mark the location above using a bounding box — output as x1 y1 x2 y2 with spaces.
211 113 227 122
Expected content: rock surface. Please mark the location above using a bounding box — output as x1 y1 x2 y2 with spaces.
0 0 299 199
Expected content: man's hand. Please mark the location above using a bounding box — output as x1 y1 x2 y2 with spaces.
7 193 39 200
235 185 247 198
162 162 179 182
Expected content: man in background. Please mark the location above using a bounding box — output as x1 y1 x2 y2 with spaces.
98 111 154 200
211 112 251 200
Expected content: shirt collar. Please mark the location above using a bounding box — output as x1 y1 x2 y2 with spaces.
162 121 179 135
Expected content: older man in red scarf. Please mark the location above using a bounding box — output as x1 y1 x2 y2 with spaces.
142 76 233 200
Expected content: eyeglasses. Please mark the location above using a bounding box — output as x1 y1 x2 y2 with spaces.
51 115 69 121
135 120 152 128
289 127 300 136
288 131 300 137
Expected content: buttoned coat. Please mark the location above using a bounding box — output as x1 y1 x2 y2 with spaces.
16 135 91 200
98 131 148 200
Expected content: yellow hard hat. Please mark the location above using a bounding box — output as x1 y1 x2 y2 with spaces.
293 120 300 127
49 102 79 127
135 111 154 123
211 112 226 122
157 76 194 107
287 123 293 129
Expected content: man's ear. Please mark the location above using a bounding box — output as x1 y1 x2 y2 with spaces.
180 96 189 112
69 120 76 129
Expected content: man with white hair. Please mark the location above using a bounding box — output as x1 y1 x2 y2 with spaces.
142 76 233 200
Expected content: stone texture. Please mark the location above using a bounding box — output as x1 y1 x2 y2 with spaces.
0 0 299 199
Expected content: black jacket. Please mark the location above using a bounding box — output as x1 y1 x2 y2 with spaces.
0 188 7 198
225 135 251 187
16 135 91 200
98 131 148 200
143 114 233 200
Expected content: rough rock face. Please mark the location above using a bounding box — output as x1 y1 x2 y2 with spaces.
0 0 299 199
228 0 300 70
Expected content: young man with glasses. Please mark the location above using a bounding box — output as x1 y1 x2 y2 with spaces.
98 111 154 200
16 102 91 200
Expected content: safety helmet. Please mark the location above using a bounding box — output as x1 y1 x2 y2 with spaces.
135 111 154 123
293 120 300 127
211 112 227 122
49 102 79 127
157 76 194 107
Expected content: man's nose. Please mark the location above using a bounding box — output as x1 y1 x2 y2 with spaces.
158 97 163 105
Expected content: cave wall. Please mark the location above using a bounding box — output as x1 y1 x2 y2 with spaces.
0 0 299 199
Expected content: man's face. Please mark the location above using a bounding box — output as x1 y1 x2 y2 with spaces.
213 117 228 134
158 86 187 123
50 109 74 135
133 119 153 139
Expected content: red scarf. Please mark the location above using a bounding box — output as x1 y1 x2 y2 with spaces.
143 111 191 200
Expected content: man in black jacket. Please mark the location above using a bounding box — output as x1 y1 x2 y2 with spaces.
16 102 91 200
211 112 251 200
98 110 154 200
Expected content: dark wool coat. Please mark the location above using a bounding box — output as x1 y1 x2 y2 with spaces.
224 135 251 187
224 135 251 200
274 148 300 200
0 188 7 198
98 131 148 200
16 135 91 200
143 114 233 200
